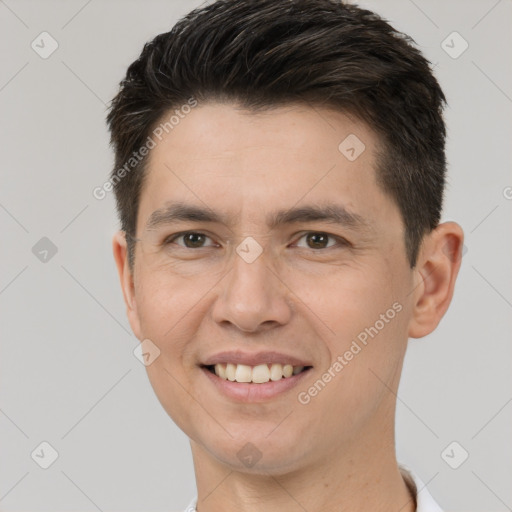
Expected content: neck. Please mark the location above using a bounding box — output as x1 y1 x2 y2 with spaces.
189 419 415 512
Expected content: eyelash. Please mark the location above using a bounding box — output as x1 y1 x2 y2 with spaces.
163 231 350 250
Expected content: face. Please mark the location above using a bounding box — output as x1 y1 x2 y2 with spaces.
114 102 425 474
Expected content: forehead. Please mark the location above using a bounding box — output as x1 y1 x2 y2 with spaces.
137 102 400 235
148 102 376 166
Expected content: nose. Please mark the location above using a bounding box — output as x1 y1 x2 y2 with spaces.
211 247 293 333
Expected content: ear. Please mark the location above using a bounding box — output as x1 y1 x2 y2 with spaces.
112 230 142 340
408 221 464 339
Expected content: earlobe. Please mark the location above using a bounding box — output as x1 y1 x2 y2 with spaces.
112 231 142 339
407 221 464 339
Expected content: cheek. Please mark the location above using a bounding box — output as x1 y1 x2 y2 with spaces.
295 263 408 395
291 260 404 339
297 304 407 443
132 269 209 403
134 266 211 340
133 270 207 432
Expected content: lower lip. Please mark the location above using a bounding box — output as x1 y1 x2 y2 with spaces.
200 366 312 403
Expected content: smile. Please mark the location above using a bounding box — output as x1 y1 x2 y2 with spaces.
200 363 313 402
205 363 310 383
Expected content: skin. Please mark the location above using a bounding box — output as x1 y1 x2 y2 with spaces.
113 102 464 512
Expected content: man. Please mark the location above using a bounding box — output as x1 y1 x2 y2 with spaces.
106 1 464 510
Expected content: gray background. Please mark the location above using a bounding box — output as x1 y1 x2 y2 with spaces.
1 0 511 510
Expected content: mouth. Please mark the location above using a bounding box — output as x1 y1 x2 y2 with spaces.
201 363 313 383
199 363 313 402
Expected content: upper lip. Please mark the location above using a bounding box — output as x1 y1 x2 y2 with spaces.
201 350 312 367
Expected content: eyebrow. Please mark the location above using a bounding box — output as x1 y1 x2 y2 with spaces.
145 201 372 233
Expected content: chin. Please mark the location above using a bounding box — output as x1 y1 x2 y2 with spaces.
204 432 311 475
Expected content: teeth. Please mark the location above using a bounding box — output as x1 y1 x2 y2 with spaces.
213 363 306 383
216 363 227 379
292 365 304 375
252 364 270 383
283 364 293 378
235 364 252 383
226 363 236 381
270 363 283 381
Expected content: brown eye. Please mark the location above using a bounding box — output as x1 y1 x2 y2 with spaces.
165 232 215 248
295 232 347 250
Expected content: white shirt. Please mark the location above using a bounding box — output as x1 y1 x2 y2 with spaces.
182 464 442 512
400 464 443 512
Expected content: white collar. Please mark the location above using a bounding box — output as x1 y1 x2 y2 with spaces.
183 464 443 512
399 464 443 512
